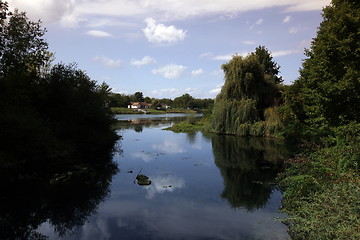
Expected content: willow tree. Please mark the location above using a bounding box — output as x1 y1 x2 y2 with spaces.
211 46 282 135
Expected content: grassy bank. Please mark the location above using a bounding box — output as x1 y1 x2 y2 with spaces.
278 124 360 240
163 114 211 133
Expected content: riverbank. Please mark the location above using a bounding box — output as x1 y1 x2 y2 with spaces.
165 116 284 138
166 115 360 239
277 123 360 240
111 107 198 115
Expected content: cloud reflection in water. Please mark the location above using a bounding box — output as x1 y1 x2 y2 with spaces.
145 174 185 199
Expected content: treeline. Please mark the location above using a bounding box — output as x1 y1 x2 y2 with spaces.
210 0 359 239
0 1 118 171
109 92 214 110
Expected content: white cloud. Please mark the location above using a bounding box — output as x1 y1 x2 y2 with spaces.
209 88 221 94
8 1 331 27
212 52 248 61
150 88 202 98
152 64 186 79
86 18 138 28
242 40 256 45
209 84 223 95
255 18 263 25
285 1 331 12
86 30 113 38
151 88 178 94
8 0 73 24
283 15 291 24
143 18 186 44
184 88 200 96
212 54 233 61
191 69 204 77
200 52 213 58
130 56 157 66
272 50 300 57
211 70 223 76
299 39 311 48
289 26 301 34
93 56 123 68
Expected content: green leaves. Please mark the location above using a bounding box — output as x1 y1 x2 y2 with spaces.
212 46 283 136
0 5 48 76
288 0 360 129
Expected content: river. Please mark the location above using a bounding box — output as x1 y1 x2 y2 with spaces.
34 114 290 239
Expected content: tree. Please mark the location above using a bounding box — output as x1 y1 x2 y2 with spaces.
173 93 195 109
287 0 360 129
144 96 152 103
0 1 53 162
0 2 118 167
37 63 118 158
131 91 144 102
0 1 49 76
151 99 162 109
253 46 283 84
211 47 283 135
109 93 130 107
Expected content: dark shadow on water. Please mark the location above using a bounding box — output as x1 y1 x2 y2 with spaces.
212 135 288 210
0 142 120 239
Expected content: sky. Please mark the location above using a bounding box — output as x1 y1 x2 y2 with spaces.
8 0 331 99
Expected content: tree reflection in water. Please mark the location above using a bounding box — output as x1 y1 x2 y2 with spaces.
0 149 118 239
212 135 287 210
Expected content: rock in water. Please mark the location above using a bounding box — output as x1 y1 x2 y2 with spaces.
136 174 151 185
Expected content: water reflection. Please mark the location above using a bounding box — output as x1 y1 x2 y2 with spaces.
212 135 286 210
0 151 118 239
10 114 290 239
146 174 186 199
113 115 192 131
152 140 186 154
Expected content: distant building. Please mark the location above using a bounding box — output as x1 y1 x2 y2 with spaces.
128 102 152 109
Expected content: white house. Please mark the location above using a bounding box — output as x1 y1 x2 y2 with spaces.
128 102 152 109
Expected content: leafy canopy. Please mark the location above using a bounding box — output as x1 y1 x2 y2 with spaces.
212 46 283 135
287 0 360 129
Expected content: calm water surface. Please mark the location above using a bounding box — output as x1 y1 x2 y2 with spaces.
38 114 290 240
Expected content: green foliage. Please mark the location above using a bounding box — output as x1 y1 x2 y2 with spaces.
131 91 144 102
212 98 259 135
164 115 210 133
279 123 360 240
109 92 214 111
281 177 360 240
281 175 320 200
0 3 49 76
218 53 279 111
37 63 118 159
0 3 118 168
173 93 195 109
286 0 360 130
109 93 130 108
253 46 283 84
211 46 284 136
164 121 205 133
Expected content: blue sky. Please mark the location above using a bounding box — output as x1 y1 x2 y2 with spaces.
8 0 330 99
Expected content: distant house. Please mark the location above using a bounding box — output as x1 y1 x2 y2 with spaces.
128 102 152 109
162 104 171 109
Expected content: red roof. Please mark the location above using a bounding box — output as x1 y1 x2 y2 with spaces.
130 102 152 107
